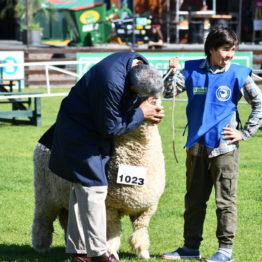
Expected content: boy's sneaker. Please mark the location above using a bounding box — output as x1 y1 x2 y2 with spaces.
205 252 234 262
162 247 201 260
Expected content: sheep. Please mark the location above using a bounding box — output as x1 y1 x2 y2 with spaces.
32 118 166 259
32 144 71 252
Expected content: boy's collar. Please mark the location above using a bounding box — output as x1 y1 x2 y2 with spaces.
200 59 231 73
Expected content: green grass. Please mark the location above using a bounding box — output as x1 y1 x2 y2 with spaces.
0 89 261 262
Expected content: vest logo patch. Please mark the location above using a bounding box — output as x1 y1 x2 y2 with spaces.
216 86 231 101
193 86 207 95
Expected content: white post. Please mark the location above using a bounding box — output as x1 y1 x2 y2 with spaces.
213 0 216 13
45 65 51 94
166 0 170 43
176 0 180 43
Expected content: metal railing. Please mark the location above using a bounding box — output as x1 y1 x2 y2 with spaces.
0 60 87 100
0 60 261 100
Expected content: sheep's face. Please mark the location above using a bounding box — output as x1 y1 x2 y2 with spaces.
136 96 161 106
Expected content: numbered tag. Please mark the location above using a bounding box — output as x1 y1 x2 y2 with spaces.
117 164 147 186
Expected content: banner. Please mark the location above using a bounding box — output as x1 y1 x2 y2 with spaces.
77 51 253 77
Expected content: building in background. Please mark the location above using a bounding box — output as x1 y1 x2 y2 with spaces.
0 0 260 44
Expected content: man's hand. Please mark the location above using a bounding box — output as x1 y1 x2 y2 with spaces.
139 97 164 124
169 57 179 74
221 127 244 144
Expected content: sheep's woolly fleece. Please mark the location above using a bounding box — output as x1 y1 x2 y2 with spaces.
32 120 166 259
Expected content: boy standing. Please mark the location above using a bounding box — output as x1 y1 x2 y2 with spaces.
162 27 262 262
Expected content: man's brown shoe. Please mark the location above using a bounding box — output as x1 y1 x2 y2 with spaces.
71 254 91 262
91 253 120 262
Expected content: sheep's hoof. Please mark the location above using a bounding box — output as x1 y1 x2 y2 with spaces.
109 251 119 260
137 250 150 259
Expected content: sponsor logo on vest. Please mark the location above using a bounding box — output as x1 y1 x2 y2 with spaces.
193 86 207 95
216 86 231 101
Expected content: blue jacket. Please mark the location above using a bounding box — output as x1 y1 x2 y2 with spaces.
49 51 148 186
185 59 251 148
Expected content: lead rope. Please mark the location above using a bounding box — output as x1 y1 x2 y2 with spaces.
252 72 262 81
163 69 179 163
172 72 179 163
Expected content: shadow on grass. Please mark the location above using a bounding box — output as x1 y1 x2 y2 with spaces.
117 251 164 260
0 245 165 261
0 244 68 262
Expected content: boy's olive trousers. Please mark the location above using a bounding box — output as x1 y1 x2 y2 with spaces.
184 149 239 249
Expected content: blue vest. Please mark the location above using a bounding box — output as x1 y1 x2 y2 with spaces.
185 59 251 148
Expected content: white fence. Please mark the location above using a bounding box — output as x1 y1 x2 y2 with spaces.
0 60 86 100
0 60 262 100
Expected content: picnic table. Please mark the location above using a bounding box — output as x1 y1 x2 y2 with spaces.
0 79 22 92
0 59 42 126
0 80 42 126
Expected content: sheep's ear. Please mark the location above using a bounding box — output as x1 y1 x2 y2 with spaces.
145 97 161 106
155 98 161 106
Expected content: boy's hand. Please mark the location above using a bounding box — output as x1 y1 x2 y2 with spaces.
222 127 244 144
169 57 179 73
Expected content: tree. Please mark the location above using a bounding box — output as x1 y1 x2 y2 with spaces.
0 0 53 31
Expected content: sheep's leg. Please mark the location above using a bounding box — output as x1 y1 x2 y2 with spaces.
58 208 69 245
106 208 122 260
32 204 59 253
129 205 157 259
32 146 58 253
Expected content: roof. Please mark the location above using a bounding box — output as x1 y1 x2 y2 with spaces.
47 0 104 10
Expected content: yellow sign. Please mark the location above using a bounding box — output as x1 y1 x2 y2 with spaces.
80 10 100 24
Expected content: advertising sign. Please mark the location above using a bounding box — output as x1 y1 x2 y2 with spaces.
77 51 253 78
0 51 24 80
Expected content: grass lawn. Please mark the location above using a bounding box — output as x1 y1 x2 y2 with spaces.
0 88 261 262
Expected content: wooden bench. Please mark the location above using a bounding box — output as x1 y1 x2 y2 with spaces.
0 92 42 126
0 79 23 92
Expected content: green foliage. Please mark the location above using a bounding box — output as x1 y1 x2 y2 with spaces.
3 0 54 31
0 89 261 262
0 0 13 19
21 23 43 32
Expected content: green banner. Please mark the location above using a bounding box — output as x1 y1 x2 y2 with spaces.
77 51 253 77
70 4 107 45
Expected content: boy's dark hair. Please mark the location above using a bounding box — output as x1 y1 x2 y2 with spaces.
204 27 238 59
